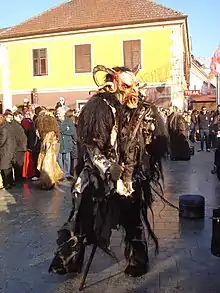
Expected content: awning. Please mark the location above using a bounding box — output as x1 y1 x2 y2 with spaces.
189 95 216 103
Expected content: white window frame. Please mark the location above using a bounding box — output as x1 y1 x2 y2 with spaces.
31 47 50 78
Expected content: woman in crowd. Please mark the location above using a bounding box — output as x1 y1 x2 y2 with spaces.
21 115 38 179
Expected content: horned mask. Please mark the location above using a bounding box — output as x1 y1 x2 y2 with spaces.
92 64 141 109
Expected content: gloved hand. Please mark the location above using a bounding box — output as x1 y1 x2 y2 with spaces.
109 162 124 182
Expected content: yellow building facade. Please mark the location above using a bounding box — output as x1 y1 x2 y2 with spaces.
0 1 190 110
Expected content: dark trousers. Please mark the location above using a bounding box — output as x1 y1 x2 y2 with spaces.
70 158 78 182
189 128 196 142
209 132 216 149
119 196 149 266
32 151 40 177
214 149 220 166
58 153 71 178
13 151 25 181
200 129 210 150
1 168 13 187
214 139 220 166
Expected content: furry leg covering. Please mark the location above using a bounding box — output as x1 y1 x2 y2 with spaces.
120 196 149 277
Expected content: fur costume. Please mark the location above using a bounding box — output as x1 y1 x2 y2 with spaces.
49 65 169 278
167 110 191 161
36 111 63 189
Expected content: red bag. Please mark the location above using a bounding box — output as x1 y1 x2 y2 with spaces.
22 150 35 179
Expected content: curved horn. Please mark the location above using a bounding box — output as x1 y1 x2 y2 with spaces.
98 81 116 92
132 64 141 76
93 65 116 87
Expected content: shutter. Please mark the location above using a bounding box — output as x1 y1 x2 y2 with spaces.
75 44 91 73
39 49 48 75
33 49 39 76
40 59 47 75
131 40 141 69
123 41 132 69
33 59 39 76
33 49 39 59
39 49 47 58
123 40 141 69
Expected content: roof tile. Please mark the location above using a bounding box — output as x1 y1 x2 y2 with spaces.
0 27 8 34
0 0 186 39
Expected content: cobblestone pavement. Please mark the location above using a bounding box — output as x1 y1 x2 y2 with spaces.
1 148 220 293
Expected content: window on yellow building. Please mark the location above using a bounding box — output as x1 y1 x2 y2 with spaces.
123 40 141 69
75 44 91 73
32 48 48 76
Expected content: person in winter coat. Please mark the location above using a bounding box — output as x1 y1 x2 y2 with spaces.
65 109 78 181
10 111 27 182
189 110 198 142
197 106 211 152
21 117 38 179
56 107 76 180
0 115 15 189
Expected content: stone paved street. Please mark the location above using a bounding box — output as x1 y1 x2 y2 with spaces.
1 147 220 293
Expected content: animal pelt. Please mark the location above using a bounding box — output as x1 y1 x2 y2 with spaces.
77 93 121 151
35 112 60 141
167 112 187 137
167 112 190 161
49 68 173 276
74 91 171 253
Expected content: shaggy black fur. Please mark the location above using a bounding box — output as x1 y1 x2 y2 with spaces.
49 67 174 278
76 85 170 252
167 112 190 161
77 93 121 151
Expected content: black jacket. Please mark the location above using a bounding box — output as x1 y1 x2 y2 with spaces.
197 113 211 130
213 111 220 132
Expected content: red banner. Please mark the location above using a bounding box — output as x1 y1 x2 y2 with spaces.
184 90 201 96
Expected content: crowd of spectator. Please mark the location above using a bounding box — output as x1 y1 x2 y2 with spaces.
0 100 78 190
1 98 220 190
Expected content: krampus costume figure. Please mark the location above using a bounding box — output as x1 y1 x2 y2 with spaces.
167 108 191 161
49 65 169 280
36 111 64 189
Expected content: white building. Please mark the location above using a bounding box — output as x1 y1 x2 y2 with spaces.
190 56 215 95
187 56 216 109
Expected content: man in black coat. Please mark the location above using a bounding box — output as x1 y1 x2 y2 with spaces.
0 115 15 189
197 106 211 152
9 111 27 182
